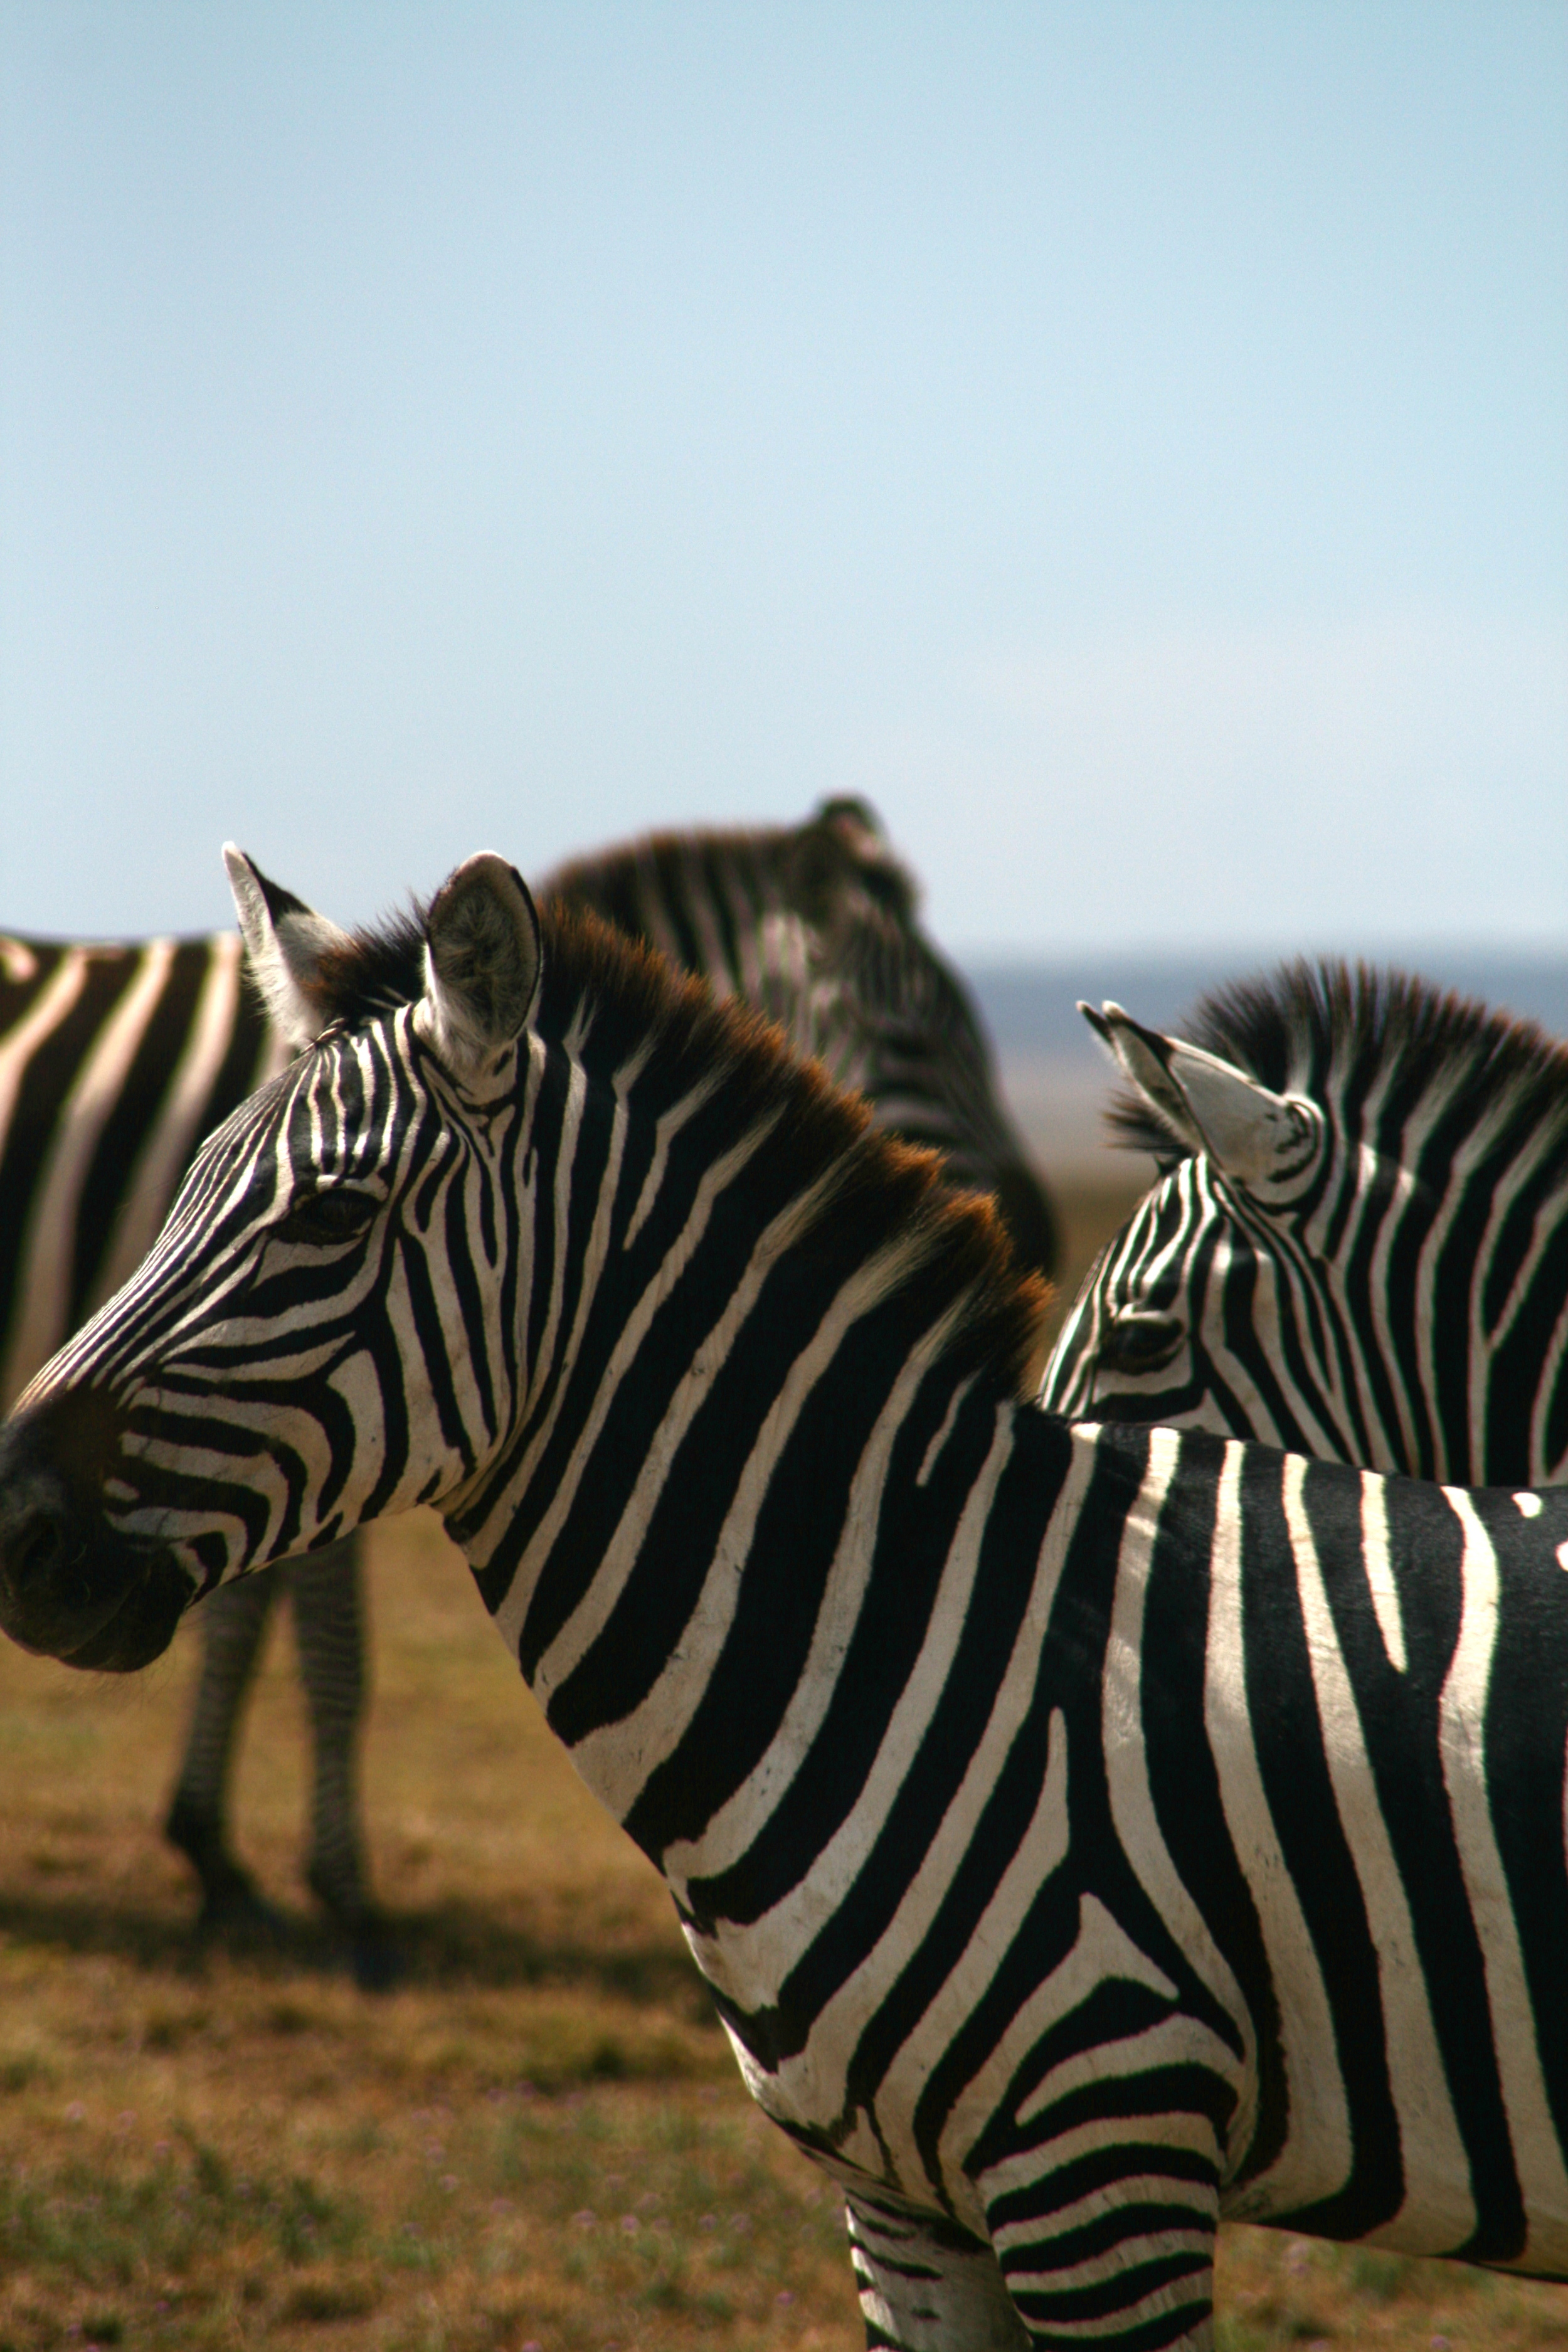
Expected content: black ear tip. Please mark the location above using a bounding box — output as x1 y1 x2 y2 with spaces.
225 844 314 925
255 871 309 923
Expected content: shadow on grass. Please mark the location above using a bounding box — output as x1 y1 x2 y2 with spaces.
0 1885 716 2017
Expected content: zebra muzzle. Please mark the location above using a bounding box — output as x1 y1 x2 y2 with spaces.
0 1395 193 1672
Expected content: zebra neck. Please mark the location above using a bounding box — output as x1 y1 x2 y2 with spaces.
454 1189 1061 1875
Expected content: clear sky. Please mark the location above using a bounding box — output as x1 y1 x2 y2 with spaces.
3 3 1564 955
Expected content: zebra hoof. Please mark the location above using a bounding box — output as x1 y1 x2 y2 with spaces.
166 1800 285 1943
347 1919 405 1994
305 1861 403 1988
196 1882 290 1948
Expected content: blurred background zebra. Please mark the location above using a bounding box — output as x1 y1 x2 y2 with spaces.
2 798 1057 1986
0 923 382 1964
1040 965 1568 1484
547 797 1059 1282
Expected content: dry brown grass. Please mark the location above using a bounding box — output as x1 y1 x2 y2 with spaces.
0 1505 852 2352
2 1173 1566 2349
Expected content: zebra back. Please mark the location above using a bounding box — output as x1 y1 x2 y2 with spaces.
544 797 1058 1277
1041 960 1568 1483
0 930 277 1409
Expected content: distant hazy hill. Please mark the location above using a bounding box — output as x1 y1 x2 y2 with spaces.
965 950 1568 1066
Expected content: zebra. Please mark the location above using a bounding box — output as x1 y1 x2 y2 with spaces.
0 926 380 1962
2 847 1566 2352
0 803 1055 1977
1039 965 1568 1486
544 798 1059 1281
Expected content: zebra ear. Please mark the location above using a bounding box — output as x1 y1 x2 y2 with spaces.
224 845 354 1049
793 797 917 928
1083 1001 1318 1190
416 852 542 1083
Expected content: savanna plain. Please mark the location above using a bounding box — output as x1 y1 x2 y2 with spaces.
1 1170 1565 2350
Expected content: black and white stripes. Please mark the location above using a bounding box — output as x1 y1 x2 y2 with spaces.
3 854 1566 2349
2 802 1049 1969
0 928 274 1402
546 798 1058 1276
1041 968 1568 1483
0 920 375 1943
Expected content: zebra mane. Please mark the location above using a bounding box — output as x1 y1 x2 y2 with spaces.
299 894 1049 1395
1108 958 1568 1177
263 903 430 1034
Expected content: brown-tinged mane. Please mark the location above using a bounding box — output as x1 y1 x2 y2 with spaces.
299 889 1049 1397
1108 958 1568 1177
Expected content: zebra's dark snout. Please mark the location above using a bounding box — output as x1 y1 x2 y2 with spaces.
0 1394 191 1672
10 1503 68 1582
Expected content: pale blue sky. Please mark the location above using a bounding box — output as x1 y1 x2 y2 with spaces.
3 3 1564 953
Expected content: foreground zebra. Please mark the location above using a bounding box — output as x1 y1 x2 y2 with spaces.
1 805 1054 1967
2 850 1565 2350
1041 967 1568 1483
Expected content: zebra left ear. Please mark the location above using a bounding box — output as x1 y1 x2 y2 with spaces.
416 853 542 1084
224 845 356 1050
1086 1002 1320 1192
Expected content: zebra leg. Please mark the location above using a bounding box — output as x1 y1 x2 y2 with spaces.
289 1534 401 1990
977 2147 1219 2352
165 1568 283 1932
842 2189 1029 2351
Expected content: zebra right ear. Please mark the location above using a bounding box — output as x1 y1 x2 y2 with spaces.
415 852 542 1086
224 845 354 1050
1083 1001 1320 1191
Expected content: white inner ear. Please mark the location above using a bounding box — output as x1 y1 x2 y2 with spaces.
1099 1018 1210 1157
414 852 541 1087
412 996 521 1100
1093 1002 1316 1190
1160 1039 1313 1189
413 971 507 1082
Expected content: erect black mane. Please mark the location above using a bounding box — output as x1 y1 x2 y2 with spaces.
1108 958 1568 1177
297 891 1049 1397
297 904 429 1032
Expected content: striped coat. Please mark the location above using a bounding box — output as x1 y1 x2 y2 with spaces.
1 851 1564 2348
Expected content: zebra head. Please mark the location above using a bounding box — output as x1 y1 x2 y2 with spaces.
1043 966 1568 1482
1041 997 1335 1445
0 848 546 1670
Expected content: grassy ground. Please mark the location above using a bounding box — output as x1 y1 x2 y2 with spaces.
3 1169 1567 2349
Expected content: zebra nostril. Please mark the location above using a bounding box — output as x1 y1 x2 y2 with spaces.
13 1513 66 1582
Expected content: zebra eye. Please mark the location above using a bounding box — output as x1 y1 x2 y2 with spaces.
271 1188 380 1248
1098 1310 1185 1376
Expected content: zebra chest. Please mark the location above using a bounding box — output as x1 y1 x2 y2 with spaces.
662 1698 1221 2225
